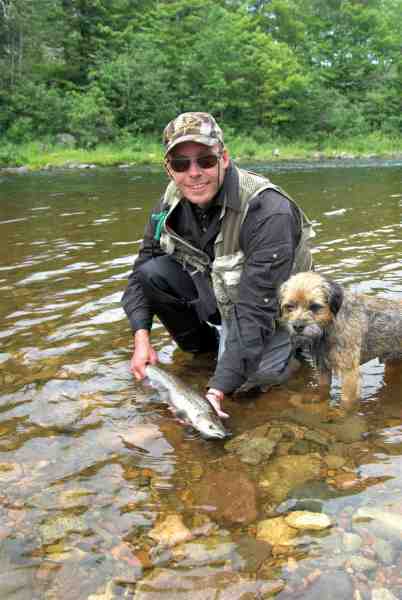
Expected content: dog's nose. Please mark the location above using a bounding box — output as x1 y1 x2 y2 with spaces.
292 321 306 334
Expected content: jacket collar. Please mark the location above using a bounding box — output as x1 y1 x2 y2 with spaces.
221 161 241 212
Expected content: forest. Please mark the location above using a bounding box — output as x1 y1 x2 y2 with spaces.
0 0 401 155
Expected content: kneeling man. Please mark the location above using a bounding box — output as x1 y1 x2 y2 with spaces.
122 112 314 416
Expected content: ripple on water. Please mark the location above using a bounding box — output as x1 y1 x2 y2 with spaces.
0 164 402 598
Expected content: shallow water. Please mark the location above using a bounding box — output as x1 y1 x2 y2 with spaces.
0 160 401 599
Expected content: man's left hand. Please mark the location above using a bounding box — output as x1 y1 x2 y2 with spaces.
205 388 229 419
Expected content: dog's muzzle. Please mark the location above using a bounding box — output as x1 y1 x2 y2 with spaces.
290 321 322 339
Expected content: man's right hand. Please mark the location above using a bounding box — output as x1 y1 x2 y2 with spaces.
131 329 158 380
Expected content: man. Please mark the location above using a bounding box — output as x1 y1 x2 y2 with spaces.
122 112 314 417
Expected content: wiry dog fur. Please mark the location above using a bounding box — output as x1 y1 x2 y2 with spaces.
279 271 402 406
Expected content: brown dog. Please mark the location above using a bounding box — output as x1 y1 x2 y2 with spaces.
279 271 402 406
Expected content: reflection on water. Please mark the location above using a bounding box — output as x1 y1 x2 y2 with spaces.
0 161 401 599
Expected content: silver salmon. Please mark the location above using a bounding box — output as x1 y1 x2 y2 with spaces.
144 365 230 439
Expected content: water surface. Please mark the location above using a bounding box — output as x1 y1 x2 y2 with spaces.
0 160 401 599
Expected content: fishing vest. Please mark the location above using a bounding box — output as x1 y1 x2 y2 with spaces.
160 166 314 318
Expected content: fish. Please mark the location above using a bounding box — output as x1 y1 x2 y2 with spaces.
144 365 230 440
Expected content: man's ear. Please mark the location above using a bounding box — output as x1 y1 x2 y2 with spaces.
222 147 230 169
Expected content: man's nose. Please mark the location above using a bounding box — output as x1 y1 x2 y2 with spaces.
187 159 202 176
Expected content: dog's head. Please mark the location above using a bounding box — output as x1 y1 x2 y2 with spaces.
279 272 344 342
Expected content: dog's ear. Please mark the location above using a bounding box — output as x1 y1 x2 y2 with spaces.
277 281 288 312
326 279 344 316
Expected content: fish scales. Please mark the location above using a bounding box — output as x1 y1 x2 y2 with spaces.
144 365 230 439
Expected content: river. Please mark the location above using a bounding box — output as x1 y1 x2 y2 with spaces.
0 159 401 599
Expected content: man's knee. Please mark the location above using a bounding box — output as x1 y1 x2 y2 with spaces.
137 256 196 301
136 258 165 289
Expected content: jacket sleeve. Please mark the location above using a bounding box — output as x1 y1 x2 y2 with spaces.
208 190 300 394
121 198 167 333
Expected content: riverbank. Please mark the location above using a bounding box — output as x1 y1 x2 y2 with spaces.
1 131 402 171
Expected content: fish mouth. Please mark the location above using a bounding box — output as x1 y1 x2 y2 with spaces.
202 428 232 440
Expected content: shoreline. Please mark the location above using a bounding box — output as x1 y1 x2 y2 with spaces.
1 133 402 173
2 153 402 176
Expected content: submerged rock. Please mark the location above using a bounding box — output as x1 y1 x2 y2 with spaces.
224 423 283 465
171 534 238 567
133 568 285 600
282 409 366 443
258 453 323 504
40 514 89 544
256 516 298 546
148 514 192 548
284 511 332 531
192 469 258 525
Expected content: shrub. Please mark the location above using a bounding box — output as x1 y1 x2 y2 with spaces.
66 85 116 148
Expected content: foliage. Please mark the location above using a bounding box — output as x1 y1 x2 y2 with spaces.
0 0 401 146
64 84 116 147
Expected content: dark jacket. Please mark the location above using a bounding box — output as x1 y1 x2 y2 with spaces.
122 162 301 393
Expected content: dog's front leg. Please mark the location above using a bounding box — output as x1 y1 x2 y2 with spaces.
340 367 361 408
318 369 332 400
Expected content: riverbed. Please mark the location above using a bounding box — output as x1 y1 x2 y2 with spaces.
0 159 401 599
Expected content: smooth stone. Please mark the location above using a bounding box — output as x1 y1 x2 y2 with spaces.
256 517 298 546
148 514 192 548
285 511 332 531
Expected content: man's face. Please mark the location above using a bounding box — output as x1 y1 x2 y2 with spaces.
167 142 230 206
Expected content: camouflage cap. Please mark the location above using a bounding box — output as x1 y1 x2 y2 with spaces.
163 112 224 155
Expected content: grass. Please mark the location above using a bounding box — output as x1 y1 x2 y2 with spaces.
1 131 401 170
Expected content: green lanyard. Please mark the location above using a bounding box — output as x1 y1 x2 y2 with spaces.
151 210 168 241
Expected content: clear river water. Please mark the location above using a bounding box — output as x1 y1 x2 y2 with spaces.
0 159 401 599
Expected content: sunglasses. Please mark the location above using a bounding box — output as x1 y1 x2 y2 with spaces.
167 153 222 173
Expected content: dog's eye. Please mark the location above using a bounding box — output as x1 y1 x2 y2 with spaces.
309 303 323 313
283 303 296 312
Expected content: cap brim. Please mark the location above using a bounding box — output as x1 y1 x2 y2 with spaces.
165 134 218 155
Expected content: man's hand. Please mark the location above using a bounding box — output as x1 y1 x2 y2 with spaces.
131 329 158 380
205 388 229 419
